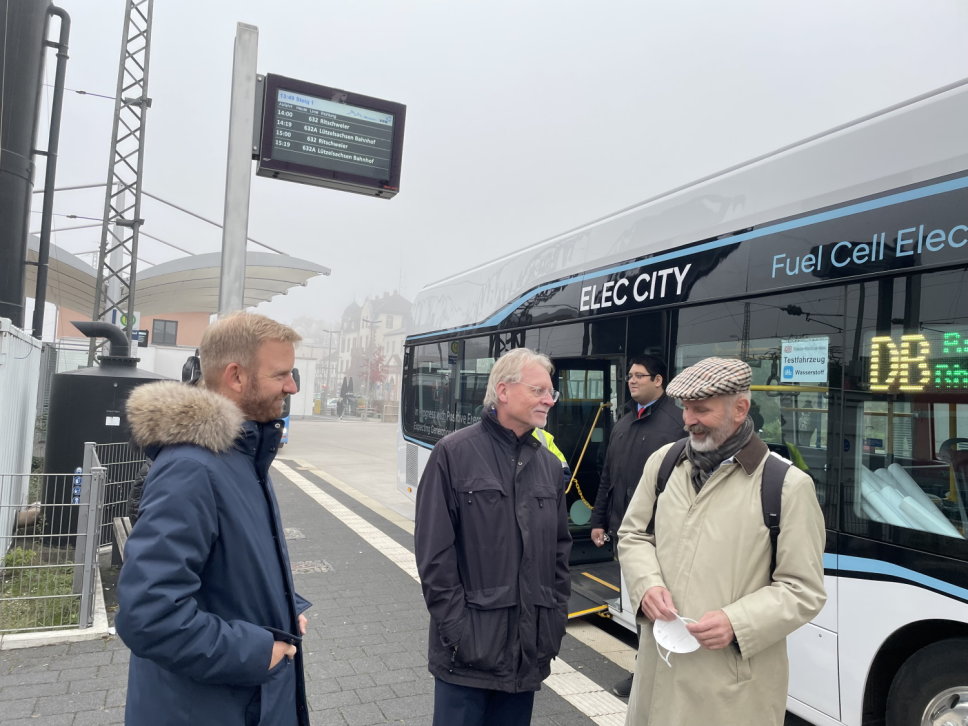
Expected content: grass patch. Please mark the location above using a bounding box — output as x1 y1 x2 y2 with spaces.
0 547 80 632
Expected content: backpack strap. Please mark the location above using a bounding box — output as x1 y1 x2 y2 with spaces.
645 438 688 535
761 453 789 579
645 440 790 580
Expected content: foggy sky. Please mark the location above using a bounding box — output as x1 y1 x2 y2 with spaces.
33 0 968 331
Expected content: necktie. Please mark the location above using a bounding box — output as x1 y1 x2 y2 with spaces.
637 407 645 419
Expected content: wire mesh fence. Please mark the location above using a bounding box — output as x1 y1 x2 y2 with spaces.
0 469 105 634
92 441 145 547
1 440 146 634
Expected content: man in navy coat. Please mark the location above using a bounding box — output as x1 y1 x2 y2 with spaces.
117 312 311 725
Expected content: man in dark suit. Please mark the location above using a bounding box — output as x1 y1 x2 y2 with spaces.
589 354 683 697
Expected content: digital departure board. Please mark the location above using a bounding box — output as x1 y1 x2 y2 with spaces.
868 330 968 393
256 74 405 198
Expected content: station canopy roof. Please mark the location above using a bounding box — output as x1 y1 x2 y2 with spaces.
25 235 330 315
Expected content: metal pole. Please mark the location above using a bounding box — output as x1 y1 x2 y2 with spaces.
218 23 258 317
72 442 96 624
31 5 71 340
328 329 334 398
0 0 51 326
78 465 106 628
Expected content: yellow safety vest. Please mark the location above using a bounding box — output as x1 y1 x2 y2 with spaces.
533 428 568 468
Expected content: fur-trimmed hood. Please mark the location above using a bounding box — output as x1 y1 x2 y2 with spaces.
126 381 244 453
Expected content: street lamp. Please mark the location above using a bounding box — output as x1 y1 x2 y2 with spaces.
319 328 338 405
360 316 379 419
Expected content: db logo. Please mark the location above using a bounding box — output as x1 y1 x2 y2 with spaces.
783 345 792 353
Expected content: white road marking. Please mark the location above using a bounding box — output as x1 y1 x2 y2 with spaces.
273 460 629 725
290 458 414 535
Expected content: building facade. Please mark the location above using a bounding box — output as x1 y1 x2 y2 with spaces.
336 292 411 408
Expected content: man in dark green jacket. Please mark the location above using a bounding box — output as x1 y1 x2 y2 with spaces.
414 348 572 726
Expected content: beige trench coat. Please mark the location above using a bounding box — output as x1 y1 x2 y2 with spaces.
617 436 826 726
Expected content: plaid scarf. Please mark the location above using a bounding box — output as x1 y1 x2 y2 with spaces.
685 416 754 493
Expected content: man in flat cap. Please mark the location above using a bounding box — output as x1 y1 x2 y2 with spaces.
617 357 826 726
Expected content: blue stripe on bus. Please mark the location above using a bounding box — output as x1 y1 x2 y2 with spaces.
404 434 435 450
404 439 968 600
828 553 968 601
409 174 968 341
397 461 967 600
390 479 964 600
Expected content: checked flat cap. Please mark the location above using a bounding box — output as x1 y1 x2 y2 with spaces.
666 357 752 400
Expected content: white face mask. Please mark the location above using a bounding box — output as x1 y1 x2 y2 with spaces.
653 615 700 667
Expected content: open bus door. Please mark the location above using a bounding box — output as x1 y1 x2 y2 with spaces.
548 357 628 620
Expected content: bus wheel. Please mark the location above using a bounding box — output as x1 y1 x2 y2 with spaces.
886 638 968 726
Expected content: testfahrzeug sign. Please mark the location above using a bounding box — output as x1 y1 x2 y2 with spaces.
781 338 829 383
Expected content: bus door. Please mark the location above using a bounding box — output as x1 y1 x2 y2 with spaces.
547 357 620 564
279 368 300 447
549 356 624 620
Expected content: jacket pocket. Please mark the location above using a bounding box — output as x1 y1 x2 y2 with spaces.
531 483 558 508
151 667 253 724
259 656 296 725
256 626 300 725
731 647 752 684
456 478 510 573
529 483 561 564
535 585 565 663
456 585 516 671
456 477 506 505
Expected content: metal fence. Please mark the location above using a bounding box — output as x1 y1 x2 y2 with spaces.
0 321 149 634
90 441 145 547
0 439 146 634
35 340 90 424
0 467 106 634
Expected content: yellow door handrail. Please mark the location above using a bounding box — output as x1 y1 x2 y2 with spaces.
566 401 611 508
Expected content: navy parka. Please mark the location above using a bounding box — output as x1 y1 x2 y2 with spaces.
117 382 311 726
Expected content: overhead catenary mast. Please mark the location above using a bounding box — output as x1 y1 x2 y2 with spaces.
89 0 153 363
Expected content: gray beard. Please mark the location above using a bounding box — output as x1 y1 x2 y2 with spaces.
684 416 755 492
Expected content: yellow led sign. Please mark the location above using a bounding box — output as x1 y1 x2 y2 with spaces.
868 331 968 393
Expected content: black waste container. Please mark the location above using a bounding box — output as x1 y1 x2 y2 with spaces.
43 322 167 539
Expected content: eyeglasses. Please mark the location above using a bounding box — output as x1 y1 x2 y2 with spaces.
512 382 560 402
626 372 657 382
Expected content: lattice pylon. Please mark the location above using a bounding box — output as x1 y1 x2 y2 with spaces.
89 0 153 363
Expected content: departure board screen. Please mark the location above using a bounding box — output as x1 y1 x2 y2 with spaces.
270 89 394 181
257 74 405 198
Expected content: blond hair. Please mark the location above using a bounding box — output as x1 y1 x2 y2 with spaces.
200 312 301 388
482 348 553 408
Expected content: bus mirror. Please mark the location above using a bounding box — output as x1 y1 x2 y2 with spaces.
292 368 301 392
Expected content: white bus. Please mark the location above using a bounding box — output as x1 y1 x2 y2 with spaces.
397 78 968 726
